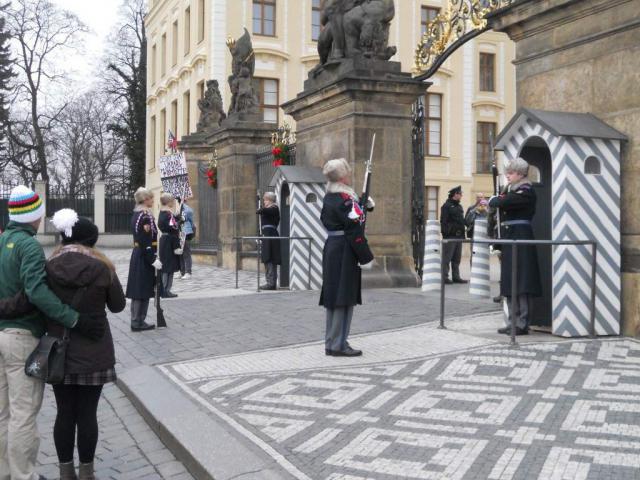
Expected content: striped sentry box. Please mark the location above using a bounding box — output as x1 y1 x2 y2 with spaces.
495 108 626 337
421 220 442 292
469 217 491 298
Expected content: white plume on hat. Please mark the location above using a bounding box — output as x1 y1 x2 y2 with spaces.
51 209 79 238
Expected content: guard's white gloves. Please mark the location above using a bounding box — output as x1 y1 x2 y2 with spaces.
174 248 184 255
359 260 374 270
366 196 375 209
152 259 163 270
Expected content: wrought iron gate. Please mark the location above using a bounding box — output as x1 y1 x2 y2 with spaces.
411 97 426 279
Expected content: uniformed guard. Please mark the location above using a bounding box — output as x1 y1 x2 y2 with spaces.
320 158 374 357
126 187 162 332
256 192 281 290
489 157 542 335
440 186 468 284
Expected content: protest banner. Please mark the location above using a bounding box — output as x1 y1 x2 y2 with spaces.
159 152 193 199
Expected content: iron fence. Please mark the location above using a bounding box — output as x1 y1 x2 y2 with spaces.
0 181 20 230
438 238 599 345
256 143 297 196
106 196 135 234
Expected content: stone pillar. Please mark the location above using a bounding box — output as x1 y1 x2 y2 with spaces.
209 119 273 270
488 0 640 334
34 180 46 234
94 180 105 233
283 58 427 287
179 132 214 250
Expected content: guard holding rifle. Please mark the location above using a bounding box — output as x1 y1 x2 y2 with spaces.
320 158 374 357
256 192 281 290
489 157 542 335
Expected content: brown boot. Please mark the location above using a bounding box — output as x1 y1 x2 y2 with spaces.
78 462 95 480
59 462 78 480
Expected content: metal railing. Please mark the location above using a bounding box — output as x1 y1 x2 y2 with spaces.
234 235 313 292
439 238 598 345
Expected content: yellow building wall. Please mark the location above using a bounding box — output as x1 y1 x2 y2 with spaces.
145 0 516 216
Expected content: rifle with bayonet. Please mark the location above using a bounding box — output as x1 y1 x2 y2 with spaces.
359 133 376 230
155 269 167 328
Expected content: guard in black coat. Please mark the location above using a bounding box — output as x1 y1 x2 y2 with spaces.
158 193 182 298
320 158 374 357
126 188 162 331
257 192 281 290
440 186 468 284
489 157 542 335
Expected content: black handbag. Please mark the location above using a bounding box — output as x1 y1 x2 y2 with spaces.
24 287 85 385
24 330 69 384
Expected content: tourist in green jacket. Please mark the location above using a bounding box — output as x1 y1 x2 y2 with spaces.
0 185 103 480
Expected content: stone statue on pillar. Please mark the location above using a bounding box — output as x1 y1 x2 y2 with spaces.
226 28 259 117
196 80 226 133
317 0 397 65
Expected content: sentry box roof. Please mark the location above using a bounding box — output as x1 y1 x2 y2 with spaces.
269 166 326 187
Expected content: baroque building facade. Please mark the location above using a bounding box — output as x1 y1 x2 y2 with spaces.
145 0 516 221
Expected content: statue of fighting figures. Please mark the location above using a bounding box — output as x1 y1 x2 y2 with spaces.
227 28 259 116
318 0 397 65
196 80 227 133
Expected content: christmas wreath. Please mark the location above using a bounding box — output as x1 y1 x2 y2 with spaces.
206 154 218 189
272 141 290 167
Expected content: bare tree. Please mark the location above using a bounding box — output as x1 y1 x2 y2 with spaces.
5 0 87 188
49 91 127 197
103 0 147 191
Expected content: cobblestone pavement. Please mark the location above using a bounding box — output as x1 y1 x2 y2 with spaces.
160 316 640 480
37 248 499 479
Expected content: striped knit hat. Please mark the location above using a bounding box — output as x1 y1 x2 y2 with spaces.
8 186 46 223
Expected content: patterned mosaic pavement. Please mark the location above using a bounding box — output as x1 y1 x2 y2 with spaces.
159 332 640 480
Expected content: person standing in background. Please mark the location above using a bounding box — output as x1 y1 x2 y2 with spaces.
126 187 162 332
157 193 182 298
256 192 281 290
440 186 468 284
179 198 195 280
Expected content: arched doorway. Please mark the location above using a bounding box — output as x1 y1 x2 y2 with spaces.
279 182 291 288
518 136 552 327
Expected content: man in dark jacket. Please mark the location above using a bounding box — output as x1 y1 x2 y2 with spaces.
257 192 281 290
0 186 100 480
440 186 468 284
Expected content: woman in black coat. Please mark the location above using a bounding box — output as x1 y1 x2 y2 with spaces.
126 187 161 332
320 158 374 357
158 193 182 298
489 157 542 336
257 192 281 290
47 210 126 480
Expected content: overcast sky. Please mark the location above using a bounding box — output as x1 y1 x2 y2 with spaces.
50 0 122 86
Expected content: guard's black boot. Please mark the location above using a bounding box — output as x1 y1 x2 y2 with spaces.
259 284 276 290
333 346 362 357
497 326 510 334
453 278 468 284
131 321 156 332
493 295 503 303
444 279 453 285
162 292 178 298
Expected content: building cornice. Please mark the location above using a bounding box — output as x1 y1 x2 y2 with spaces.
254 47 291 61
472 99 506 109
300 54 320 64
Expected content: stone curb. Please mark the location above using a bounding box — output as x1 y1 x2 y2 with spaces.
118 366 293 480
